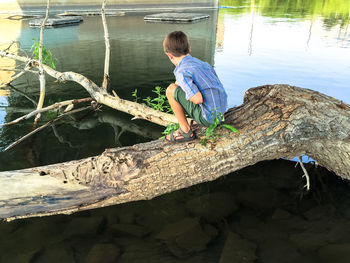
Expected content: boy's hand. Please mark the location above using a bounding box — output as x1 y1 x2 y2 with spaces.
190 91 203 104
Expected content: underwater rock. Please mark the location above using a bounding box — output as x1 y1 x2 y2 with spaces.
271 209 292 220
86 243 121 263
219 232 257 263
236 189 283 211
156 217 214 258
109 223 150 237
259 238 302 263
318 243 350 263
61 217 104 238
327 220 350 243
185 192 238 222
0 249 39 263
34 245 75 263
304 204 336 220
289 232 330 251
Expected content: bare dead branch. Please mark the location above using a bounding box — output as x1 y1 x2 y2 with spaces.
3 41 16 52
297 156 311 191
0 62 32 87
101 0 111 90
1 97 92 127
51 124 78 148
34 0 51 124
0 51 178 127
4 105 92 152
4 84 38 107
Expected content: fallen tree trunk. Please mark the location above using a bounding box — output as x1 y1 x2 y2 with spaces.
1 84 350 221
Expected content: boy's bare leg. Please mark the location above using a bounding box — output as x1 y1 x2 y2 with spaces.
166 83 191 136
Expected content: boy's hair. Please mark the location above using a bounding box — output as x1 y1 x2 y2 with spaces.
163 31 190 57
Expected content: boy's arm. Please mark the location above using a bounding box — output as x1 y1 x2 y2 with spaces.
175 81 203 104
176 72 203 104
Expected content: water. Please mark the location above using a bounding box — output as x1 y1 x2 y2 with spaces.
0 0 350 262
1 1 349 170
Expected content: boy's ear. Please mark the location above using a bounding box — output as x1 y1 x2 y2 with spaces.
165 52 174 60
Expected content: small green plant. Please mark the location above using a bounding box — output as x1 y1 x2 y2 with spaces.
31 38 56 69
132 86 172 113
44 110 58 120
159 123 180 139
131 89 238 143
200 112 239 146
131 89 140 103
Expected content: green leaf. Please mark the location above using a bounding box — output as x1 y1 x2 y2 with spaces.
221 124 239 134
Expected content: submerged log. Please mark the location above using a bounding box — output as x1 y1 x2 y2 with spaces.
1 84 349 221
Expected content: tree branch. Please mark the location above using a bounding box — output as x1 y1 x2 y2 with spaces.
1 97 92 127
297 156 311 191
101 0 111 90
0 64 31 87
1 85 349 221
34 0 51 124
4 84 38 107
0 51 178 127
4 106 91 151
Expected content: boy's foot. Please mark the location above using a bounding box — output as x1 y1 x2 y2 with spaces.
190 120 202 131
165 128 195 143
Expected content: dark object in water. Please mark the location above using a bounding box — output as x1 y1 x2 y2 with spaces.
57 11 125 17
144 13 209 23
29 16 83 27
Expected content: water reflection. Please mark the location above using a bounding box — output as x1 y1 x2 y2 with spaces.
0 1 349 171
217 0 350 108
0 10 218 171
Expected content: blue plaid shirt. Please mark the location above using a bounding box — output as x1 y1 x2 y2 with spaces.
174 55 228 123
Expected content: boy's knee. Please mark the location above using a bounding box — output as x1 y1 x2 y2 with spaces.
166 83 177 98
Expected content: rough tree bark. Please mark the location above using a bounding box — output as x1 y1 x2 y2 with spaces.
1 84 349 221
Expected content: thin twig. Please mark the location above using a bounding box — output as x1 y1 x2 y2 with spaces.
297 156 311 191
5 84 38 107
0 62 32 87
34 0 50 124
4 106 91 151
3 41 16 52
51 124 77 148
1 97 92 127
101 0 111 90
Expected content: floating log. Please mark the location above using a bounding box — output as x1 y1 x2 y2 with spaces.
1 85 349 221
29 16 83 27
144 13 209 23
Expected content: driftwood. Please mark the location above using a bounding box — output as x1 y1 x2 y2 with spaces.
0 50 177 127
1 84 349 221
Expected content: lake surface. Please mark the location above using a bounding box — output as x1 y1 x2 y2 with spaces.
0 0 349 170
0 0 350 262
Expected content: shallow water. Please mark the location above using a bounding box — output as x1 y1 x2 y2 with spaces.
0 0 350 262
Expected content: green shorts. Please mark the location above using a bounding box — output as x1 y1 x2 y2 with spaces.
174 87 211 127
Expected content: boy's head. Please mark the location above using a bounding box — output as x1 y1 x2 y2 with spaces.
163 31 190 57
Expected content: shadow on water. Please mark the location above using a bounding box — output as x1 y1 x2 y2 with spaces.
1 159 350 262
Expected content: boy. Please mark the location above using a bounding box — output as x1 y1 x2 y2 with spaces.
164 31 227 142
